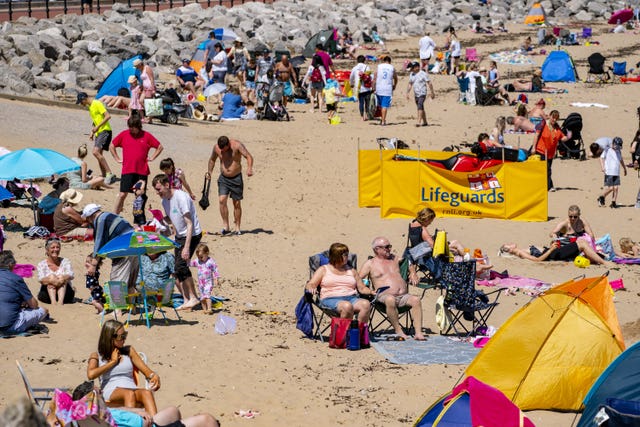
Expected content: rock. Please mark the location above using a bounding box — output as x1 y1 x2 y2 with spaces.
34 75 65 90
575 10 594 21
8 34 39 56
55 70 77 88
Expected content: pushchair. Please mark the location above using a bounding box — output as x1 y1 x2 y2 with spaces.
258 80 290 121
559 112 586 160
155 88 187 125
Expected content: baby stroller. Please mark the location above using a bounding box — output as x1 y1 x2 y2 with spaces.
559 112 586 160
259 80 290 121
155 88 188 125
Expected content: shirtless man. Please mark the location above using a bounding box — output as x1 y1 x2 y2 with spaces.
359 236 426 340
274 55 297 107
205 136 254 235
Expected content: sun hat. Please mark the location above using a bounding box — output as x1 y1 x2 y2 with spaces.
133 59 143 67
60 189 83 205
81 203 101 219
235 37 243 43
192 108 206 121
75 92 88 104
127 75 137 84
181 58 190 63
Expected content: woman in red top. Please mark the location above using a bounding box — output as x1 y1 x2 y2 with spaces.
535 110 570 191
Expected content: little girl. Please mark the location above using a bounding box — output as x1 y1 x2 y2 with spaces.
189 243 220 315
128 75 143 119
619 238 640 257
159 158 195 200
85 254 106 314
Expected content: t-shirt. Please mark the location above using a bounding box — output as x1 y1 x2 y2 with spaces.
323 86 337 104
375 63 395 97
349 63 372 94
161 189 202 238
212 50 227 72
466 70 480 94
89 100 111 136
419 35 436 60
595 137 612 152
257 56 274 78
409 70 430 97
221 93 245 119
176 65 198 84
602 147 622 176
0 269 34 329
450 39 461 57
112 129 161 176
204 40 217 60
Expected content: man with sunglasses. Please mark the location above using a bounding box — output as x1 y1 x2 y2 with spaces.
359 237 426 340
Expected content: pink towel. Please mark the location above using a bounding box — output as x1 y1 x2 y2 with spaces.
13 264 35 278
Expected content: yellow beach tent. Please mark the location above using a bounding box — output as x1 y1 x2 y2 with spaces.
465 275 624 411
524 2 547 25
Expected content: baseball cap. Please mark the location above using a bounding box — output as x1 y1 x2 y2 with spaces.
181 58 190 63
613 136 623 148
76 92 88 104
81 203 101 219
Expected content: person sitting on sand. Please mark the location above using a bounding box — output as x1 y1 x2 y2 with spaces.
305 242 374 324
550 205 595 242
506 103 536 132
521 36 534 53
359 236 426 341
499 240 610 266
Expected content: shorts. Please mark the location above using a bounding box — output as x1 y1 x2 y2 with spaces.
376 95 392 108
212 71 226 84
94 131 112 151
245 81 256 90
91 286 106 305
218 173 243 200
111 256 139 290
311 81 324 91
548 242 580 261
319 294 360 311
415 95 426 110
326 103 336 111
120 173 147 194
174 233 202 281
420 55 432 61
283 81 293 97
604 175 621 187
377 293 412 307
2 308 47 334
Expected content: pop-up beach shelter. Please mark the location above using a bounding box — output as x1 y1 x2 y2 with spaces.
524 2 546 25
577 341 640 427
414 376 535 427
541 50 578 82
96 54 142 99
465 275 624 411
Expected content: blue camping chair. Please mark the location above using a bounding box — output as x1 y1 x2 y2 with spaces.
581 27 592 39
610 61 628 83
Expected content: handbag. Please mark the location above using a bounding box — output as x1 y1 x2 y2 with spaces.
329 317 351 349
198 176 211 210
408 241 432 261
433 230 452 261
143 98 163 117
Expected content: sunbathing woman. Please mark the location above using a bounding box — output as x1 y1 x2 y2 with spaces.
87 320 160 415
500 240 610 265
619 237 640 257
550 205 595 242
511 69 561 93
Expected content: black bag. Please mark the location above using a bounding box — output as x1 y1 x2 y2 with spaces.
199 177 211 210
38 283 75 304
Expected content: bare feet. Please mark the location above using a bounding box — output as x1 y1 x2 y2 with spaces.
414 333 427 341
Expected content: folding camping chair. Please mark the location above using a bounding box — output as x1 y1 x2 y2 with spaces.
306 251 358 342
464 48 479 63
403 225 444 299
474 76 503 106
101 281 134 327
145 278 182 324
558 112 586 160
16 360 58 410
586 53 610 84
438 260 501 337
610 61 628 83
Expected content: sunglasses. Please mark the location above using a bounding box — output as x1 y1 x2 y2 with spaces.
569 215 579 219
114 332 128 341
376 244 392 250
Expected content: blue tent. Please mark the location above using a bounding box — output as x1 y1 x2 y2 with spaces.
577 341 640 427
541 50 578 82
96 54 143 99
415 394 472 426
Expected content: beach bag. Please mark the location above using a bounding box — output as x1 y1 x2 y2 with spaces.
198 177 210 210
329 317 351 348
359 322 370 349
435 295 452 333
360 70 373 89
143 98 163 117
52 388 116 427
432 230 451 260
295 293 314 338
310 67 323 83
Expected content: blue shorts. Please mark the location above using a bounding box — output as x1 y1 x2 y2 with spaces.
245 81 256 90
283 81 293 97
377 95 392 108
319 295 360 311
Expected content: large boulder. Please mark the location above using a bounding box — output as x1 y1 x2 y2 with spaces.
34 75 65 90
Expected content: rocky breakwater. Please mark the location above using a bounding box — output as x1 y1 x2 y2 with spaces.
0 0 628 99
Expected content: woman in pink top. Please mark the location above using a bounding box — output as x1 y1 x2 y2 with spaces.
306 242 374 323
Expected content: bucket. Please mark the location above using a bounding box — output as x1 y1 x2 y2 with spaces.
142 225 156 232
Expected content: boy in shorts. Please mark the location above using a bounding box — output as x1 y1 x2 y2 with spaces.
406 61 435 127
76 92 116 185
323 80 339 123
598 137 627 208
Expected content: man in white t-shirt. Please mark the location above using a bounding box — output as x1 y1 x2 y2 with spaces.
406 62 434 127
373 56 397 126
418 34 436 70
152 174 203 311
349 55 374 120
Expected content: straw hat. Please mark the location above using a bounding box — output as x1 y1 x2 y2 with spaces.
192 108 206 121
60 189 83 205
133 59 143 67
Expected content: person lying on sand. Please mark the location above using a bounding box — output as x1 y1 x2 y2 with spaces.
499 240 611 266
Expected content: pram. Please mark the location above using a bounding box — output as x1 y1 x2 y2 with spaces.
559 112 586 160
257 80 290 121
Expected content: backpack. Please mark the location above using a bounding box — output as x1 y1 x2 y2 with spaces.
310 67 322 83
360 70 373 89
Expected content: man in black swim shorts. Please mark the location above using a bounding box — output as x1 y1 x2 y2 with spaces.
205 136 254 235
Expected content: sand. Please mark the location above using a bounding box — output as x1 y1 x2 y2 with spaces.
2 22 640 426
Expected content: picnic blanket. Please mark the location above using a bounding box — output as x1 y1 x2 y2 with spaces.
371 335 480 365
570 102 609 108
489 50 535 66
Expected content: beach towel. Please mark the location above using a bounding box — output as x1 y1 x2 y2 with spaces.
570 102 609 108
477 275 552 295
295 293 313 338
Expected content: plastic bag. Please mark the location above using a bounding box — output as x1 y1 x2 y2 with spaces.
215 314 237 335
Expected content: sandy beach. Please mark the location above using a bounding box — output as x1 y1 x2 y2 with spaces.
1 22 640 426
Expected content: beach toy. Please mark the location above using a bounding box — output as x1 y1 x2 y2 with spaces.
196 94 206 102
574 255 590 268
330 115 341 125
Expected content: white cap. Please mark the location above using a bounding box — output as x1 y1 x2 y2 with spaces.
81 203 102 219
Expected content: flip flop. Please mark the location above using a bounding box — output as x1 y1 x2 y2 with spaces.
385 336 406 341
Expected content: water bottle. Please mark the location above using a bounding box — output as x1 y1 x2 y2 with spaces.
347 316 360 351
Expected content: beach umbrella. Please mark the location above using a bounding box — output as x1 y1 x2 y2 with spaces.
203 83 227 97
97 231 178 328
290 55 307 68
0 148 80 224
211 27 239 42
608 8 634 24
303 29 334 58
